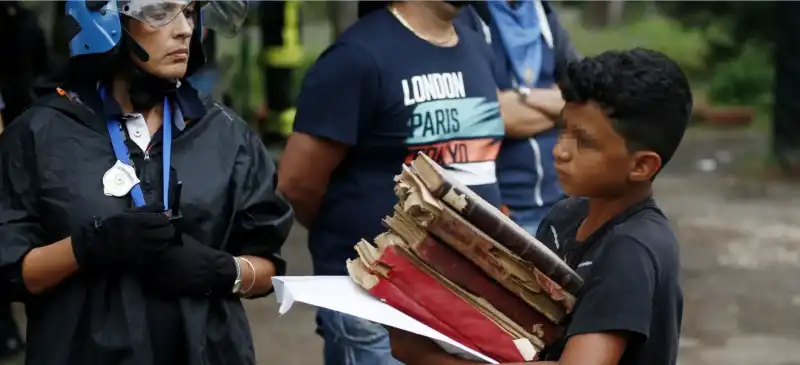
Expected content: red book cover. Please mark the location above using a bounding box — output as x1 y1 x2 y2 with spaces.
412 234 562 346
347 259 479 351
376 245 525 363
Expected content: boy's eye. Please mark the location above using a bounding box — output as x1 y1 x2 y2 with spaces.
575 132 597 149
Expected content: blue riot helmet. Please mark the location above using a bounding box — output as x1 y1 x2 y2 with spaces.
65 0 247 76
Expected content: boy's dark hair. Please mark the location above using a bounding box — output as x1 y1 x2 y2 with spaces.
559 48 693 168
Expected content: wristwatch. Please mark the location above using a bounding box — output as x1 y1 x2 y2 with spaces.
517 86 532 105
232 257 243 294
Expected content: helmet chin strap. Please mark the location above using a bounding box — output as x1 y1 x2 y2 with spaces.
118 27 180 111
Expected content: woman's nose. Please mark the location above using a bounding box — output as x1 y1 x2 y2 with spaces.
173 13 194 39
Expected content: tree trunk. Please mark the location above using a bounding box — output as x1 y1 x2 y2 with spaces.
773 1 800 174
582 1 626 29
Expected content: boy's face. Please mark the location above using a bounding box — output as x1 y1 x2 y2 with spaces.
553 101 662 198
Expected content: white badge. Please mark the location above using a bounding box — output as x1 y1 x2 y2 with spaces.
102 160 141 197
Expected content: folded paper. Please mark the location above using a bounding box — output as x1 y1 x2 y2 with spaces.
271 276 499 364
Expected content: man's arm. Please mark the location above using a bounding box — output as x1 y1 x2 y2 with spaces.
277 42 378 229
279 133 349 228
498 89 562 138
520 87 565 118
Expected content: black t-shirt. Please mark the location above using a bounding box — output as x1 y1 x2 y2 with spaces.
294 9 504 275
535 197 683 365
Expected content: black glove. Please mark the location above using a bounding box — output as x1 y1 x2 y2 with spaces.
142 235 237 298
71 203 176 271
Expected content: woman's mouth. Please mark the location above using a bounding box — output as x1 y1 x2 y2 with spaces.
166 48 189 60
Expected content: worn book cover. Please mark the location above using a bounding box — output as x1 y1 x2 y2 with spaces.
354 234 527 363
395 165 574 319
346 257 479 350
383 209 563 346
407 152 584 295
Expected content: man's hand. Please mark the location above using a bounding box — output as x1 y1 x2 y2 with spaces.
387 327 476 365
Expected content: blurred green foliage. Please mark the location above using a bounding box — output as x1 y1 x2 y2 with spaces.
706 42 774 112
562 3 774 116
222 2 776 126
562 14 709 81
657 2 776 68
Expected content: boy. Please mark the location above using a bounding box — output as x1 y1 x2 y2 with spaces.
386 48 690 365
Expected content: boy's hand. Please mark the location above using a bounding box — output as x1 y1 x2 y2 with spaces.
387 327 442 363
387 327 476 365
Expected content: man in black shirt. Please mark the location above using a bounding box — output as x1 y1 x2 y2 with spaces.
387 48 690 365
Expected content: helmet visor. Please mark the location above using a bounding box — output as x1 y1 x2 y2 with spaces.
115 0 248 36
201 0 248 37
117 0 192 29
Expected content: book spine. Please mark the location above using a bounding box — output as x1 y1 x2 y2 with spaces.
412 235 563 345
434 182 584 296
378 246 526 363
385 207 571 319
429 208 573 318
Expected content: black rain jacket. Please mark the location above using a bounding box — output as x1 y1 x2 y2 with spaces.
0 81 292 365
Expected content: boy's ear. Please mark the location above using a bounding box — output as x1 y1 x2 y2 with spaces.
629 151 662 182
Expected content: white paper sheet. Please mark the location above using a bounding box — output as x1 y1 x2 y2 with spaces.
272 275 499 364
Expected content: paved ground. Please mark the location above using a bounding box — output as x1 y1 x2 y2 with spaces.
5 129 800 365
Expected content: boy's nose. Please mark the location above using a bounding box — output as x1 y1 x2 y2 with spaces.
553 141 571 162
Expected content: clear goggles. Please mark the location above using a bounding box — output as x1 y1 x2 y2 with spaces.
114 0 248 37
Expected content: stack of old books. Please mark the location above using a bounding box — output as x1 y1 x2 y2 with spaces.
347 152 584 362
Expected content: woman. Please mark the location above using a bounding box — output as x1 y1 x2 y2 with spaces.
0 1 292 364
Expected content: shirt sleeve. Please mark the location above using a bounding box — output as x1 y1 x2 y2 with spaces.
292 41 380 146
227 126 294 296
0 120 47 301
566 235 658 340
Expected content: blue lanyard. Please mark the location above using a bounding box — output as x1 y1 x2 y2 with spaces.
100 87 172 211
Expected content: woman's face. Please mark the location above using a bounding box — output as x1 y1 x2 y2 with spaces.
126 3 197 79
